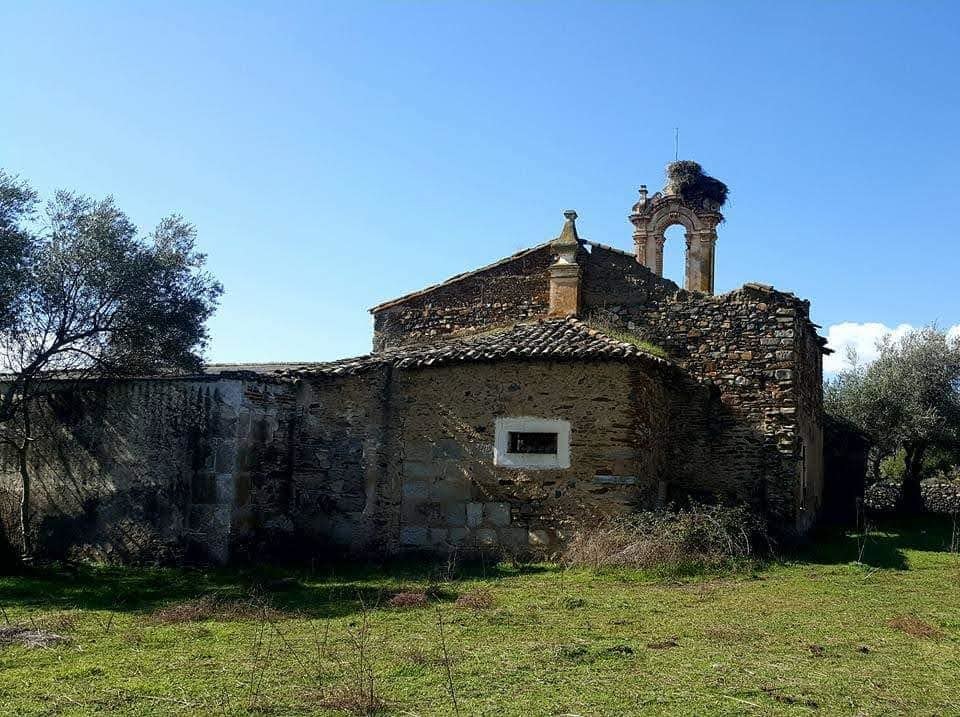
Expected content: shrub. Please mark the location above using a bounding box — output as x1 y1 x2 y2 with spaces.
561 504 769 573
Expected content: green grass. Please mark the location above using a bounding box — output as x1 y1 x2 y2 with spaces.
1 518 959 716
580 314 667 358
589 324 668 358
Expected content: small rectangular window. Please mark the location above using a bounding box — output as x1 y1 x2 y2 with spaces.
508 431 558 455
494 417 570 469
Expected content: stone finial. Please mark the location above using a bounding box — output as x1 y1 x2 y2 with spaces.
554 210 580 252
549 210 582 317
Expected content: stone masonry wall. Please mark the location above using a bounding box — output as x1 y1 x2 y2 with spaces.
0 378 239 563
288 367 400 556
0 369 408 564
794 319 825 531
372 243 678 351
368 239 824 531
230 379 299 559
388 358 787 552
591 283 822 528
372 245 553 350
392 360 672 552
581 243 678 309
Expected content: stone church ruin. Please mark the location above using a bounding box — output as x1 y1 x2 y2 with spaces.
0 163 837 563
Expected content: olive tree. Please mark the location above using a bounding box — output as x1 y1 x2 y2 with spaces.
0 170 222 558
825 327 960 513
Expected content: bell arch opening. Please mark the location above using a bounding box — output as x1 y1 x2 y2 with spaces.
662 224 687 287
630 189 723 294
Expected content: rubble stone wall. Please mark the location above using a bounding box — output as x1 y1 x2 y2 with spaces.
389 358 781 551
590 283 823 529
372 245 554 350
392 360 670 551
286 367 401 556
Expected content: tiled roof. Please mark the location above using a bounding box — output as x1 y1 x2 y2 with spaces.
270 317 672 378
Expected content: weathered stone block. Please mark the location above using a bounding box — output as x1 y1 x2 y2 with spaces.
431 475 471 502
445 502 467 526
400 527 429 547
401 480 430 500
404 461 439 480
485 502 511 527
449 527 468 544
429 528 448 545
466 502 483 527
528 529 551 546
475 528 498 546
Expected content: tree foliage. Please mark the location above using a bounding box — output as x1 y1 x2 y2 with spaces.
0 170 222 558
824 327 960 512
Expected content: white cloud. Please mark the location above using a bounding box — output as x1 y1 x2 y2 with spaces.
823 322 960 374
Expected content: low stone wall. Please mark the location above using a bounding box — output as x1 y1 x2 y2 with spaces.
0 378 247 563
865 480 960 514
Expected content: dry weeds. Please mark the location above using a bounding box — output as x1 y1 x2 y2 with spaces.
646 637 678 650
147 595 281 624
0 625 69 648
454 588 494 610
312 686 387 715
888 615 944 639
387 591 428 609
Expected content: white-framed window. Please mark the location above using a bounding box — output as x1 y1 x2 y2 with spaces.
493 417 571 470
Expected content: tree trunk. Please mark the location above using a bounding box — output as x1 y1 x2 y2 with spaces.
869 449 886 484
900 442 927 515
18 444 31 559
17 401 33 560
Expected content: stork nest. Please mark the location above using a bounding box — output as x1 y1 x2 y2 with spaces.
665 161 728 209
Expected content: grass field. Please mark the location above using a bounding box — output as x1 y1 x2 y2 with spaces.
0 518 958 716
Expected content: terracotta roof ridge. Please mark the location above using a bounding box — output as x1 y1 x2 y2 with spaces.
282 315 676 379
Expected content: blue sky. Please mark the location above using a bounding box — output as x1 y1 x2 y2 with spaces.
2 1 958 366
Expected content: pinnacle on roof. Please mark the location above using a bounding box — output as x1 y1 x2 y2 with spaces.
552 209 580 251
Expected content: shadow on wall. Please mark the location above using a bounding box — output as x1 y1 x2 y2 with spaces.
0 380 234 564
